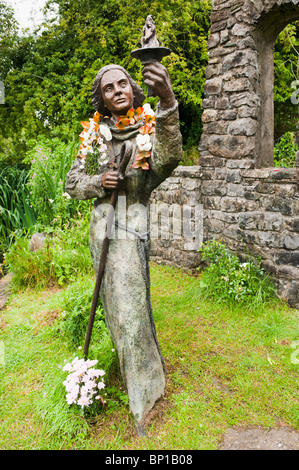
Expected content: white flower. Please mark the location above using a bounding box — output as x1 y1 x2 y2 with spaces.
100 124 112 141
99 143 107 153
62 192 71 199
48 199 54 203
143 103 155 117
136 133 152 152
98 381 105 390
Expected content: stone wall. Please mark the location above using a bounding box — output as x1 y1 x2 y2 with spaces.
150 164 299 308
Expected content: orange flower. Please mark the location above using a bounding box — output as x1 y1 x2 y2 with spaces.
93 111 102 123
80 121 90 129
116 116 135 129
135 151 151 161
126 108 135 118
79 129 88 141
132 151 151 170
132 159 150 170
139 123 155 135
145 115 155 124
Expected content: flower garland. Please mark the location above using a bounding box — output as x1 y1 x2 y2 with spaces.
77 103 155 173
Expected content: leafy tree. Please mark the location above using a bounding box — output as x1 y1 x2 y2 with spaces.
0 1 19 79
274 21 299 142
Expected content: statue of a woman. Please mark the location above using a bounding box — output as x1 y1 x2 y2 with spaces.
65 62 182 430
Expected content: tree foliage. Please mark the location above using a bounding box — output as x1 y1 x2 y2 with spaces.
274 21 299 141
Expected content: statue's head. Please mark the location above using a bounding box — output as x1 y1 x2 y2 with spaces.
92 64 146 118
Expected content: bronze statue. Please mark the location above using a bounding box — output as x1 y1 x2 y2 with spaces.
65 18 182 434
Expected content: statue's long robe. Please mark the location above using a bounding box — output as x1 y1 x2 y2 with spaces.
65 102 182 425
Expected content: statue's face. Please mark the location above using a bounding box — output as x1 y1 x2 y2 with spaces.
100 69 134 118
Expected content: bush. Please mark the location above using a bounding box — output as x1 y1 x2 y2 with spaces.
198 239 278 310
24 137 90 227
57 278 117 371
274 131 298 167
5 217 92 288
0 165 36 252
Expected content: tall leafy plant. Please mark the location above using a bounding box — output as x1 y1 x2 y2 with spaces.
26 138 85 227
0 165 37 251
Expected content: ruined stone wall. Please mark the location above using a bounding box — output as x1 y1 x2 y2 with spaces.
150 0 299 308
150 164 299 308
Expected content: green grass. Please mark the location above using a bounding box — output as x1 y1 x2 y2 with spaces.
0 263 298 450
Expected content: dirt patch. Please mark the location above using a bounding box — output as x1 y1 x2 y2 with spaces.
219 426 299 450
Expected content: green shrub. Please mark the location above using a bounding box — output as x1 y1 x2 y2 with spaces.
57 278 117 371
24 137 89 227
5 217 92 288
198 239 278 310
274 131 298 167
0 165 37 251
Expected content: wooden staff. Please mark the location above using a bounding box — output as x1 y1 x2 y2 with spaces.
83 140 132 358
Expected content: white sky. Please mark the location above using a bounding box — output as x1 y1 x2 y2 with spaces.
5 0 56 31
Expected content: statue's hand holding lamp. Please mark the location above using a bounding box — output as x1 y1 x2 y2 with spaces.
131 15 171 97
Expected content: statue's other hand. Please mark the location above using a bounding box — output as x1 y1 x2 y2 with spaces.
102 170 123 190
142 62 176 110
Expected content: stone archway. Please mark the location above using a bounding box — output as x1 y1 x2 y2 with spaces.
199 0 299 168
151 1 299 308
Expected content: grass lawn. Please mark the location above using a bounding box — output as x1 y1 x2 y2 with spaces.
0 262 298 450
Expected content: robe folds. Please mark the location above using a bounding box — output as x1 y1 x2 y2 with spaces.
65 101 182 425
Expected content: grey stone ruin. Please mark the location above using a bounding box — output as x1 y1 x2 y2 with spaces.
150 0 299 308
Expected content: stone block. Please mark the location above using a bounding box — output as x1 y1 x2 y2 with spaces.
204 77 223 95
257 212 283 232
230 92 260 108
238 212 259 230
231 23 251 36
208 32 220 49
202 196 222 210
228 118 257 136
220 197 258 212
199 155 226 167
283 234 299 251
223 77 252 92
274 251 299 267
204 120 229 134
286 217 299 232
226 159 254 169
222 49 257 71
226 169 242 183
201 180 227 196
214 97 230 109
208 135 255 158
227 183 245 197
202 109 218 122
221 110 238 120
238 105 258 118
